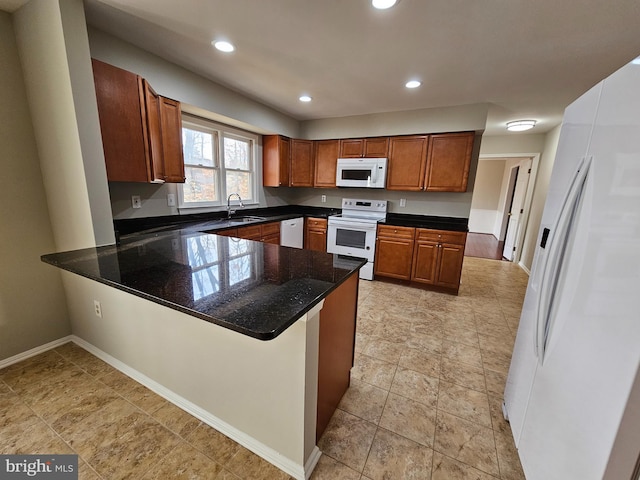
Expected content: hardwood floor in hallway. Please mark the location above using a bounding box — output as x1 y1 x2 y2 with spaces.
464 233 505 261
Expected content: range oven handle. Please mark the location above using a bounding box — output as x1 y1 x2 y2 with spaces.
328 221 378 231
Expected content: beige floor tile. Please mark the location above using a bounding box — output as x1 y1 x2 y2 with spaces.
379 392 436 447
150 399 202 438
0 351 80 394
225 446 293 479
351 353 397 390
432 452 498 480
440 358 486 393
98 369 142 394
484 369 506 398
362 428 433 480
354 332 371 353
437 381 492 428
310 455 361 479
442 340 483 368
362 338 405 364
443 326 479 348
55 342 115 377
390 367 439 409
124 383 167 414
481 350 512 375
185 423 242 465
434 411 499 477
86 416 182 480
317 409 377 472
215 470 242 479
141 440 223 479
398 348 441 378
337 378 388 424
406 331 443 355
478 333 515 356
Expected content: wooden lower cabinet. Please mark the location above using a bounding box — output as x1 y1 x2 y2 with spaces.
214 222 281 244
317 272 358 440
305 217 327 252
375 226 467 293
374 225 415 280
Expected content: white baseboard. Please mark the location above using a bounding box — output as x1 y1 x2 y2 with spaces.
70 336 312 480
518 261 531 275
0 335 73 370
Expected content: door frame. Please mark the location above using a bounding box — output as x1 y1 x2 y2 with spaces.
478 153 540 265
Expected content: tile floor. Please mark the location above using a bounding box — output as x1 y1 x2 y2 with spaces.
0 256 529 479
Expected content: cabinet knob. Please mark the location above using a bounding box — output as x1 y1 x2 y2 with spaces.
394 229 398 233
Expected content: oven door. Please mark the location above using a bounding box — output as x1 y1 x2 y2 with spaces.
327 219 377 261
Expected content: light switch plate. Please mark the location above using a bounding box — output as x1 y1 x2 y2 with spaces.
167 193 176 207
400 198 406 207
132 195 142 209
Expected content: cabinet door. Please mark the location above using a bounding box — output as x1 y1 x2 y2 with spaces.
363 137 389 157
290 139 314 187
411 241 439 284
159 97 186 183
386 136 429 191
425 132 474 192
305 229 327 252
314 139 339 188
436 243 465 288
338 139 363 158
263 135 290 187
374 226 415 280
236 225 261 240
141 80 165 183
92 59 149 182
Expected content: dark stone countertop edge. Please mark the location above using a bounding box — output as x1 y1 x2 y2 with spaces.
41 249 366 341
115 205 468 240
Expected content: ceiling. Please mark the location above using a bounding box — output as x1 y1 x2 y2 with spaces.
4 0 640 136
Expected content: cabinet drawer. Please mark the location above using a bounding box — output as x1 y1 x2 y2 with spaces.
377 225 415 239
416 229 466 245
261 222 280 236
306 217 327 229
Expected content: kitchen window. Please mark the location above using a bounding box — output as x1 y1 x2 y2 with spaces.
179 115 258 208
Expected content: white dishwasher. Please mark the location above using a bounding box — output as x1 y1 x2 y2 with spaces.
280 217 304 248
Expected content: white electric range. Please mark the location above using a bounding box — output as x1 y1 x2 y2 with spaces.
327 198 388 280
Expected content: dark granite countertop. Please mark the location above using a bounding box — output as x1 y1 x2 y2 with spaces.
42 230 365 340
381 213 469 232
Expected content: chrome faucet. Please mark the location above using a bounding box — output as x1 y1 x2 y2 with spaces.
227 193 244 218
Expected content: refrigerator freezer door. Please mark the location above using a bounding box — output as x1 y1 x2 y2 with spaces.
513 61 640 480
504 80 602 445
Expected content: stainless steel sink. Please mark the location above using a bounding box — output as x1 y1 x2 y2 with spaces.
228 216 265 224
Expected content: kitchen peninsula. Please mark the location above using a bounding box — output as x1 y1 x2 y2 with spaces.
42 229 364 479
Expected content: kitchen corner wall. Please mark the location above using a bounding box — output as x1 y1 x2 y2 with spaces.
0 10 70 361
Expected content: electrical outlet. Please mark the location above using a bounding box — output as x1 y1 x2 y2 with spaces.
400 198 407 207
321 195 327 203
167 193 176 207
94 300 102 318
132 195 142 209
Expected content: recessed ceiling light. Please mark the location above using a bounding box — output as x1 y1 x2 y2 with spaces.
299 95 312 102
212 40 235 53
372 0 398 9
506 120 536 132
405 80 421 89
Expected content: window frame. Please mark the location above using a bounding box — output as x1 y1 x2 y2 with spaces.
178 115 259 210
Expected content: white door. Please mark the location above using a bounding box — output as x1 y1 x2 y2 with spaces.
502 159 531 260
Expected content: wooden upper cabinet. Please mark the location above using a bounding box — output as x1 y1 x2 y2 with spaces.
314 139 339 188
92 59 185 183
425 132 475 192
290 139 314 187
263 135 290 187
158 97 186 183
386 135 429 191
339 137 389 158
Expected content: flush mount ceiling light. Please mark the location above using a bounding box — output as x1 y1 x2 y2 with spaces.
372 0 398 9
405 80 421 89
212 40 235 53
506 120 536 132
299 95 312 102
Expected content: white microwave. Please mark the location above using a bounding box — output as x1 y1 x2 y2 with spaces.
335 157 388 188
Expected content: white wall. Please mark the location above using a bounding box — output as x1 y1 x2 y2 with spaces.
13 0 112 250
479 132 560 271
469 159 506 234
0 10 70 361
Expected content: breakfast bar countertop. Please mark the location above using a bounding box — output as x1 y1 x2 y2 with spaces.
41 229 365 340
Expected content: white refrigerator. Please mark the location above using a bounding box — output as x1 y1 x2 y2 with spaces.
504 59 640 480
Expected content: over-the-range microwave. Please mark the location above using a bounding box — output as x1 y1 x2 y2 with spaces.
335 157 387 188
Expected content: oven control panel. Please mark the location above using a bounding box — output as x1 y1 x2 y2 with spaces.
341 198 388 212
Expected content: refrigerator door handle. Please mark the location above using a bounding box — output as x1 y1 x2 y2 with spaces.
534 155 592 364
